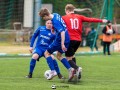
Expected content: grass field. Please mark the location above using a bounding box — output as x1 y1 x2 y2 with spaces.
0 55 120 90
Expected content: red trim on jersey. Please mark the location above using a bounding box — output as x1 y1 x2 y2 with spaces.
62 14 102 41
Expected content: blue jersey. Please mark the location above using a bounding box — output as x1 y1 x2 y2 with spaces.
30 26 56 49
51 13 70 43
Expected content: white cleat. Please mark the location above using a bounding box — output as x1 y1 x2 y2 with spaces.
68 68 75 82
76 67 82 80
47 70 57 80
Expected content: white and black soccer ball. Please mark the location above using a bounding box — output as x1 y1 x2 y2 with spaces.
107 29 113 34
44 70 51 79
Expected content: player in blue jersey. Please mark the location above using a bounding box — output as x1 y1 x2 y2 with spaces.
26 20 63 79
39 8 75 81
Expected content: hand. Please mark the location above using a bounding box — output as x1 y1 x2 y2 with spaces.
29 47 33 53
102 19 108 23
61 44 67 52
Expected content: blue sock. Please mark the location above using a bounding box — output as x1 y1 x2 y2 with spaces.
29 58 36 74
53 59 60 74
46 56 55 70
61 58 71 69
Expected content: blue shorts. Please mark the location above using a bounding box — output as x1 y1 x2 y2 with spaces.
32 46 46 58
47 41 70 54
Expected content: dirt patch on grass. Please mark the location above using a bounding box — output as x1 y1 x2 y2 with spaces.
0 44 102 54
0 45 30 54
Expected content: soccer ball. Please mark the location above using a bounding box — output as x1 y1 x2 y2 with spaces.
107 29 113 34
44 70 51 79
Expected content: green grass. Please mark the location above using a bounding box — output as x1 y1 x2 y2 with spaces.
0 55 120 90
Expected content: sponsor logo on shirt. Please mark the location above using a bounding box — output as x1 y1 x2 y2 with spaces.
40 35 50 40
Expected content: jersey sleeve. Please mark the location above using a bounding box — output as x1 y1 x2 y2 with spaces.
54 21 65 33
53 14 66 33
30 27 40 47
80 15 102 23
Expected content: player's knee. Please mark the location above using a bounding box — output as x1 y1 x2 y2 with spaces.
66 56 73 61
44 50 51 58
56 54 60 60
32 53 39 60
56 53 62 60
51 55 55 60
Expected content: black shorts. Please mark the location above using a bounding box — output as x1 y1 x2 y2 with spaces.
65 40 81 57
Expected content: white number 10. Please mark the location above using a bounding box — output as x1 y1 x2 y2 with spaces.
70 18 79 29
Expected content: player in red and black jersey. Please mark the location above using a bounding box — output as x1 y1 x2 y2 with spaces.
62 4 108 80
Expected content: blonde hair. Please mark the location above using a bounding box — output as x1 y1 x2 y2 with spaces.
65 4 76 11
39 8 50 17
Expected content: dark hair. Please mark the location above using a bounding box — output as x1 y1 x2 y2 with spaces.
107 20 111 24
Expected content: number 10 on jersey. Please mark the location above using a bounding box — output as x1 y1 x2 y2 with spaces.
70 18 79 29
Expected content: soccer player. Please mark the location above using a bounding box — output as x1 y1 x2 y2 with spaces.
26 20 63 79
39 8 75 81
62 4 108 79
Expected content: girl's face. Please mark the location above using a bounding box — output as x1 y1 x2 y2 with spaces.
46 20 53 29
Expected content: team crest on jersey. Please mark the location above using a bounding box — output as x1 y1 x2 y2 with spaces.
48 33 51 36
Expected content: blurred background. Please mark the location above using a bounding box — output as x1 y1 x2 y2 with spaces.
0 0 120 55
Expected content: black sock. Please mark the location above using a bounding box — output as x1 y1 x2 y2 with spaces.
29 72 32 75
72 57 76 64
68 60 78 69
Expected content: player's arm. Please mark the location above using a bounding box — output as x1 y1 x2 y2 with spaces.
29 27 40 53
61 31 67 52
74 8 92 13
81 15 107 23
54 21 67 52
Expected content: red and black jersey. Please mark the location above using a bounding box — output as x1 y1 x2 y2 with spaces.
62 14 102 41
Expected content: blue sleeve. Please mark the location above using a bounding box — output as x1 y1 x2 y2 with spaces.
53 14 66 33
30 27 40 47
54 21 65 33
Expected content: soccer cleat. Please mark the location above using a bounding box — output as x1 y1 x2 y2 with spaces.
68 68 75 82
26 73 32 78
37 58 40 61
78 72 81 79
76 67 82 79
73 74 78 83
47 70 57 80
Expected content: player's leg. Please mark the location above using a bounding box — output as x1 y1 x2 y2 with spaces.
51 54 64 79
56 51 71 69
44 50 55 71
72 55 76 64
56 51 75 81
72 55 82 80
65 40 82 80
65 40 79 69
44 49 57 80
26 53 39 78
26 47 43 78
44 41 74 80
72 41 82 80
66 56 82 81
